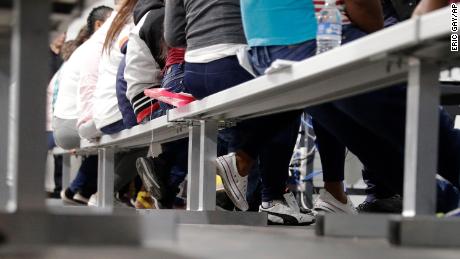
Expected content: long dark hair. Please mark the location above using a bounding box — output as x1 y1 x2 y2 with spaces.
102 0 138 54
60 26 90 61
87 5 113 35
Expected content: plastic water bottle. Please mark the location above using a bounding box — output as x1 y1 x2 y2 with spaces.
316 0 342 54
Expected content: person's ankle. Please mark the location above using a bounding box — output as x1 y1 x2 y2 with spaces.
234 151 254 177
324 182 348 204
261 201 274 209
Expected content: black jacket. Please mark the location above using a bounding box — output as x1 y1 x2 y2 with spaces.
133 0 165 68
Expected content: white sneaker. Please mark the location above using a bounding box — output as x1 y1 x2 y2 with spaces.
313 190 357 214
73 192 90 205
259 193 316 226
216 153 249 211
87 193 98 207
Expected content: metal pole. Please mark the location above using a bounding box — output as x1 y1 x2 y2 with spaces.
403 57 440 216
61 153 71 191
97 148 114 209
198 120 217 211
186 125 200 211
8 0 50 212
0 73 10 211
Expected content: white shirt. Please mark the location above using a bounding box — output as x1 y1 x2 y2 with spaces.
185 43 247 63
53 46 86 120
93 22 134 129
77 12 116 128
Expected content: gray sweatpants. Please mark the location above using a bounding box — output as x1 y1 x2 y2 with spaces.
52 117 80 150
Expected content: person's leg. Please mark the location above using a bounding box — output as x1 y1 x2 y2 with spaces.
78 155 99 197
334 87 460 188
184 57 259 176
114 148 149 192
52 118 80 150
47 131 63 194
437 109 460 188
312 119 347 203
306 103 405 196
259 112 301 202
68 155 98 197
160 63 186 111
100 119 126 135
78 120 102 141
53 154 63 193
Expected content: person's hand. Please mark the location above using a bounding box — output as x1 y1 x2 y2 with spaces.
412 0 449 17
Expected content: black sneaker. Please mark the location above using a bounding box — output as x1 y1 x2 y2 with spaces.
136 156 170 201
357 195 402 213
216 189 235 211
47 190 61 199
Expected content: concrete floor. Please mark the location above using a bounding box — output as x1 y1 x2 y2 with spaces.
1 224 459 259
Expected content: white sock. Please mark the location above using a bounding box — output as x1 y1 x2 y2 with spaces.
262 201 274 209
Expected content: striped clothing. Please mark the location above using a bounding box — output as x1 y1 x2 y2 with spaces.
314 0 351 24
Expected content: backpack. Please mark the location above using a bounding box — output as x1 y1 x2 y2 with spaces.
389 0 421 21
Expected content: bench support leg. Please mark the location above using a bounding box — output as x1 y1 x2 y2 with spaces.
388 59 456 247
97 148 115 209
61 153 71 191
187 125 201 211
198 120 217 211
402 58 440 217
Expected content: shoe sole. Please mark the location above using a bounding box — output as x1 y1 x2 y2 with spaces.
262 209 316 226
136 158 163 200
73 195 89 205
267 220 315 226
215 157 248 211
314 200 356 214
60 190 86 206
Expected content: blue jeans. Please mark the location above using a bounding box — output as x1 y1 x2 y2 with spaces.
437 178 460 213
248 41 316 202
305 25 460 197
184 56 254 99
184 56 302 201
160 63 186 111
100 119 126 135
69 155 98 197
148 64 188 191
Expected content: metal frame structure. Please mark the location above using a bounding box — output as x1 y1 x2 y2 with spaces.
0 0 176 246
76 114 266 225
166 8 458 247
1 2 457 247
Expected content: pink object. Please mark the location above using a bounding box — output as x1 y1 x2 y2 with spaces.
144 88 196 108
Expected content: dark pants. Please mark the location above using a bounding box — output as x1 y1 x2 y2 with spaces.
185 56 298 201
69 155 98 197
100 119 126 135
160 63 186 111
47 131 62 193
308 24 460 196
157 138 189 190
115 148 149 192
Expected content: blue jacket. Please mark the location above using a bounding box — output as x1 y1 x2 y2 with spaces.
116 42 138 129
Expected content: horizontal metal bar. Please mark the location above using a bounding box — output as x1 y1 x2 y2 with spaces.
0 211 176 246
418 7 452 42
47 204 268 226
80 116 188 150
316 213 400 238
389 216 460 247
138 210 267 226
213 58 408 120
169 18 421 122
